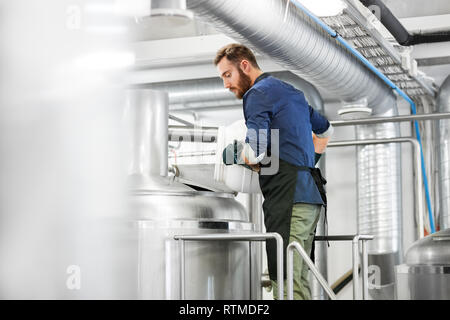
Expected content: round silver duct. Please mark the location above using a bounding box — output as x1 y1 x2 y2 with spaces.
186 0 394 112
145 71 325 112
437 75 450 230
356 105 402 300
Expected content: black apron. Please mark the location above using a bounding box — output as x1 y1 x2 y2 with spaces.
259 158 327 280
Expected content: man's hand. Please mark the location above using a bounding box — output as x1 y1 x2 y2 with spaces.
312 133 330 154
222 140 261 172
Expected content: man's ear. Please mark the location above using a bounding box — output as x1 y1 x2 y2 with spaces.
240 60 251 74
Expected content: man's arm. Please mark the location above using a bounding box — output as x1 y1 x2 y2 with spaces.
241 89 272 167
310 105 333 160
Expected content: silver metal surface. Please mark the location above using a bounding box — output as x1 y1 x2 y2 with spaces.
168 125 218 143
145 71 324 111
352 237 360 300
355 110 402 300
174 232 284 300
405 228 450 266
127 89 258 300
395 228 450 300
125 89 191 193
286 242 337 300
135 191 255 300
247 194 264 300
185 0 395 112
362 240 369 299
330 112 450 127
438 76 450 230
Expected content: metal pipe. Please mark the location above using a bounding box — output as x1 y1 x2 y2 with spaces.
247 194 264 300
174 232 284 300
314 234 373 299
168 125 218 143
437 76 450 230
286 242 337 300
330 112 450 127
328 137 424 239
352 236 360 300
126 89 169 178
180 239 185 300
361 239 369 299
169 114 195 127
168 150 216 158
167 113 450 144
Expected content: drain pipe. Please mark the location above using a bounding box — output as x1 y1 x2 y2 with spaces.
288 0 435 234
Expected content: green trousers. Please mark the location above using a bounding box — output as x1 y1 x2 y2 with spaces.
272 203 321 300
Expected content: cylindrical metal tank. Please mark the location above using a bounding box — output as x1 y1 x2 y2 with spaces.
125 89 256 299
395 228 450 300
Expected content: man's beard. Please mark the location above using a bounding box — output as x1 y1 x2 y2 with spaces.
232 68 252 99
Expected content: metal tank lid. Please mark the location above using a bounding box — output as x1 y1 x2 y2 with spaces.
405 228 450 266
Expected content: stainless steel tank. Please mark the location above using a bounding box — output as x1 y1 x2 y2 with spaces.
125 89 255 299
394 228 450 299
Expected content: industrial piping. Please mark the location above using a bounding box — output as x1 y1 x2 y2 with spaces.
285 0 435 233
438 75 450 230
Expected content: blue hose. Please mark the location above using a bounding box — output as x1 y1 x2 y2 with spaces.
288 0 436 233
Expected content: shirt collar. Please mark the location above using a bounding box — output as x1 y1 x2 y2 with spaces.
253 72 270 85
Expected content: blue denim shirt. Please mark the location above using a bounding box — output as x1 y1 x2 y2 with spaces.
243 73 330 204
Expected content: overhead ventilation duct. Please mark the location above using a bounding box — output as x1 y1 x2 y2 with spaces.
186 0 395 112
185 0 402 300
146 71 325 112
438 75 450 230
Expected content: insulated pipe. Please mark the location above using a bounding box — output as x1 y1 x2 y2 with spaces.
359 0 450 46
438 76 450 230
147 71 324 111
186 0 395 112
285 0 435 233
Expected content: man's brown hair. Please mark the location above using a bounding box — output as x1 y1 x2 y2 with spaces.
214 43 260 69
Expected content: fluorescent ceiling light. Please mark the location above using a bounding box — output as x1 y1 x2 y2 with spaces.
297 0 346 17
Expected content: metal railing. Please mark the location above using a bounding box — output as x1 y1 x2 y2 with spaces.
287 234 373 300
328 137 424 239
287 241 337 300
314 234 374 300
173 232 284 300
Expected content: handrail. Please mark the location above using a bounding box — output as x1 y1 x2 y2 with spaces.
287 241 337 300
328 137 425 239
287 234 374 300
174 232 284 300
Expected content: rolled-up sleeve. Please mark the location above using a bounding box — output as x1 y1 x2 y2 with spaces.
243 89 273 157
309 105 332 137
